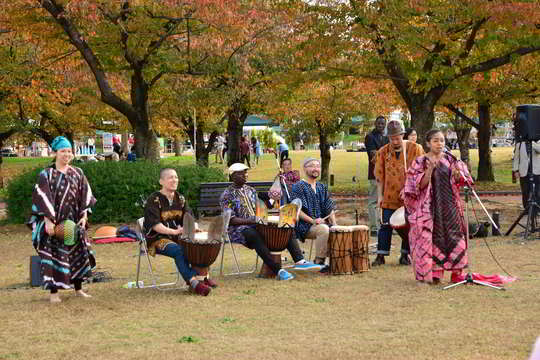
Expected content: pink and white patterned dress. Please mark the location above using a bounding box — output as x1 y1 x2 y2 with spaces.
402 153 472 282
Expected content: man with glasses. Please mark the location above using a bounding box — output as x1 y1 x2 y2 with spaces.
291 158 337 271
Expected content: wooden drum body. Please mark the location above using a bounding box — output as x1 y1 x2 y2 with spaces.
256 217 294 278
328 226 354 275
180 232 221 277
351 225 370 273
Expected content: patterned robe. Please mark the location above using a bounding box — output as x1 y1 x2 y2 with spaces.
220 184 258 245
143 191 191 256
403 153 471 282
28 165 96 290
291 180 334 240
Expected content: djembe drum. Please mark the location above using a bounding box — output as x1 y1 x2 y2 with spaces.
328 226 354 275
389 206 408 229
180 232 222 279
256 216 294 278
351 225 370 273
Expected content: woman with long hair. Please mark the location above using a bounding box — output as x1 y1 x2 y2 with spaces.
402 129 472 284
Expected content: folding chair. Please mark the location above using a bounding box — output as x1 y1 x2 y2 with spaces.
134 217 186 290
218 209 260 276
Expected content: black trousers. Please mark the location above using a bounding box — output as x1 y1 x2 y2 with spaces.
241 227 303 275
280 150 289 164
520 175 540 214
241 154 251 168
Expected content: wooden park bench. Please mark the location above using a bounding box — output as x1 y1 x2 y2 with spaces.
197 181 274 216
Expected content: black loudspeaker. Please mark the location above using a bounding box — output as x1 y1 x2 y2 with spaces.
516 104 540 141
29 256 43 287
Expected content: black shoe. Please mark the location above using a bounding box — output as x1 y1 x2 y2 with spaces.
370 230 378 237
399 255 411 266
319 265 330 274
371 255 385 267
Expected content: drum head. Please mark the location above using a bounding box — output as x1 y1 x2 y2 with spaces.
389 207 407 229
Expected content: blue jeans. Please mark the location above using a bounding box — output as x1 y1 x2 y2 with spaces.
156 242 197 283
377 208 410 256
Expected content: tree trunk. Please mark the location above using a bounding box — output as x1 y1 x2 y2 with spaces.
409 103 435 150
133 123 160 162
122 131 130 155
455 127 472 171
319 132 331 185
226 104 249 166
477 102 495 181
174 135 182 156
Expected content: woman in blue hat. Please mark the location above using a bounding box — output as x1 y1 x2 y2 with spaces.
28 136 97 303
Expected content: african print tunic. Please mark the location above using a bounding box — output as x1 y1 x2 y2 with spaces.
291 180 334 240
403 153 471 282
28 165 96 290
143 191 191 256
219 184 257 245
375 141 424 210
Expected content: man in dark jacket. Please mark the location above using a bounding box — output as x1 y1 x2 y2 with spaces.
365 116 388 237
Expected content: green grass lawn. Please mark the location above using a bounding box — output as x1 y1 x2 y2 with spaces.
0 148 518 197
0 223 538 360
163 147 518 193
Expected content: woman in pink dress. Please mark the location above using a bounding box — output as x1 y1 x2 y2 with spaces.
402 129 472 284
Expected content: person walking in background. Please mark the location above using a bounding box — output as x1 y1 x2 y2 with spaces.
276 141 289 164
252 137 262 165
240 136 251 168
365 116 388 237
215 133 225 164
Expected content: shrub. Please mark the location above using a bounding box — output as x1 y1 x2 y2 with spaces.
5 160 226 224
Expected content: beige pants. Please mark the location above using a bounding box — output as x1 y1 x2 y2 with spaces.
305 224 330 259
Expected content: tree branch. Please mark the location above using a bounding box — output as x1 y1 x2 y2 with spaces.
39 0 137 120
458 46 540 78
445 104 479 128
459 17 488 60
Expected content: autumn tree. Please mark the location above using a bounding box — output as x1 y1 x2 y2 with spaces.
444 54 540 180
302 0 540 145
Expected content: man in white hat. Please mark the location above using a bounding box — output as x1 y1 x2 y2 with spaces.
372 120 424 266
220 163 322 281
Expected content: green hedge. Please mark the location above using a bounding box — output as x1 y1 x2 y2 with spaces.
5 160 226 224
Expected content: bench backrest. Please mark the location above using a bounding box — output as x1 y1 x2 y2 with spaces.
198 181 273 214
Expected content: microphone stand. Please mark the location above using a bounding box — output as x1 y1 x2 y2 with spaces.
442 151 504 291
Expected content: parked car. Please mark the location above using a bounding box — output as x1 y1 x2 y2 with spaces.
0 148 18 157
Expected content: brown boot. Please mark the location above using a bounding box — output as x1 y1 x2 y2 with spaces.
371 254 385 267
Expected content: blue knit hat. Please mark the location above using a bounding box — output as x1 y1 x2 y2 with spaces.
51 136 72 152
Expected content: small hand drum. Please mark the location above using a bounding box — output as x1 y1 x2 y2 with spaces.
389 206 408 229
54 220 78 246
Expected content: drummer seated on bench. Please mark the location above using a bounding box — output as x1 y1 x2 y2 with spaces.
143 168 214 296
290 157 337 272
220 163 322 281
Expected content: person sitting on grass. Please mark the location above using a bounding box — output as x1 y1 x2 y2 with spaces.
220 163 322 281
143 168 215 296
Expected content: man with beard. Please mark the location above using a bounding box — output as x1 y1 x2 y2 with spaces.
372 120 424 267
220 163 321 281
365 116 388 237
290 158 337 271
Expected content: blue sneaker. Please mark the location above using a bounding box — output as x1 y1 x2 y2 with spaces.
277 269 295 281
293 261 323 271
